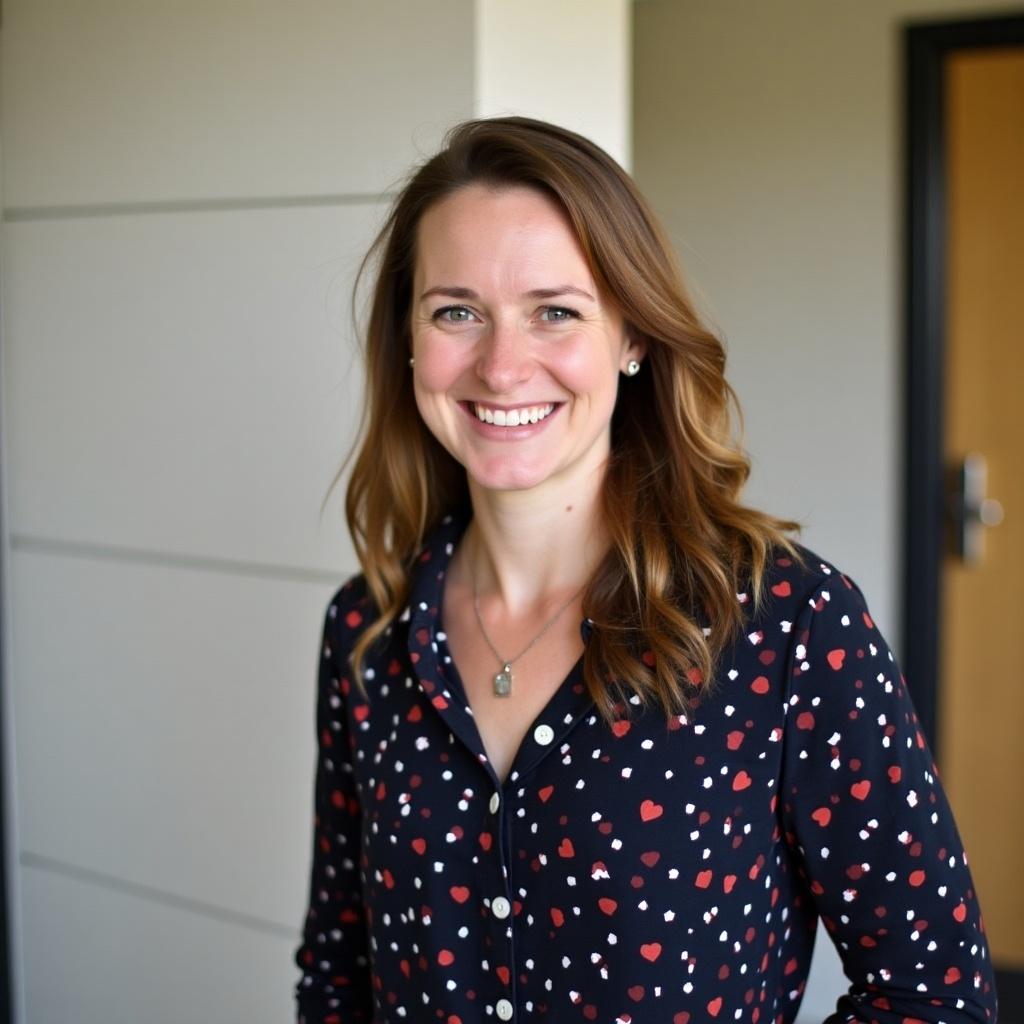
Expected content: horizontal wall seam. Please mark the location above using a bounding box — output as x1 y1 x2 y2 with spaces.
21 850 298 939
2 190 395 222
10 533 349 586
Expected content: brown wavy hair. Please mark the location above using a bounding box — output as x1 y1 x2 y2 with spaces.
329 115 803 727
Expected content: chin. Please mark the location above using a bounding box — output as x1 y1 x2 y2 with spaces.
463 457 556 494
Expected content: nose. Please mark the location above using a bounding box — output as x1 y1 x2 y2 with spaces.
474 318 534 393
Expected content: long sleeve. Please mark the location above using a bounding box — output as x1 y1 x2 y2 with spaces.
293 581 374 1023
779 568 997 1023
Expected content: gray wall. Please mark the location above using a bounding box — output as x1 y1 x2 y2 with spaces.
633 1 1021 1019
0 1 628 1020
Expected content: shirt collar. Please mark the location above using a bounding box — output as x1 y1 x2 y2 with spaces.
402 503 598 787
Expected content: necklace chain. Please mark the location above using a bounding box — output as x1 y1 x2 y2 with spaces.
470 530 585 697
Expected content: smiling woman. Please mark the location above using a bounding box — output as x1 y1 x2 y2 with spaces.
411 184 642 496
293 117 996 1024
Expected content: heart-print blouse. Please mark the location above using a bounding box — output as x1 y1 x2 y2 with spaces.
293 506 996 1024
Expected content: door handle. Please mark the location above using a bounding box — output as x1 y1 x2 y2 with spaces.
947 452 1005 565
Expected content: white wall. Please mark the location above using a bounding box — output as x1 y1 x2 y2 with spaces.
0 3 472 1018
475 0 632 168
633 1 1021 1020
0 1 629 1021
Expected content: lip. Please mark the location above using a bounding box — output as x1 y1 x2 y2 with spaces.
459 400 563 439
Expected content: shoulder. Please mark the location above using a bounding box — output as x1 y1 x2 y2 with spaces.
754 540 874 625
322 570 377 651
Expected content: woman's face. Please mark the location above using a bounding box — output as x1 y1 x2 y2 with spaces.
410 183 644 497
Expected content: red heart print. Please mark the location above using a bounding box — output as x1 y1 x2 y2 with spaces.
640 942 661 962
887 766 901 783
695 869 713 889
827 649 846 670
598 897 618 915
449 886 470 903
411 838 426 854
612 720 631 737
640 799 663 821
707 996 723 1017
850 780 871 800
811 807 831 827
732 771 752 791
538 784 554 802
558 837 575 858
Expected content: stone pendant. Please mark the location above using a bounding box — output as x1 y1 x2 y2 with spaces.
493 662 513 697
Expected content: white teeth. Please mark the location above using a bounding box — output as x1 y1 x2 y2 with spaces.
472 402 555 426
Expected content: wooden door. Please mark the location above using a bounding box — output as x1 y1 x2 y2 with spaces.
940 45 1024 968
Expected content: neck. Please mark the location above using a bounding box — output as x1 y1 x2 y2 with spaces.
459 463 610 616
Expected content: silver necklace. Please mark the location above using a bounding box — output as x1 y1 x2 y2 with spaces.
470 532 585 698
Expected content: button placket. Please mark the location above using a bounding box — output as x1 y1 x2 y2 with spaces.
488 780 516 1021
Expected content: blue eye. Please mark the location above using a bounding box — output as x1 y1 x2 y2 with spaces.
432 305 475 323
539 306 580 322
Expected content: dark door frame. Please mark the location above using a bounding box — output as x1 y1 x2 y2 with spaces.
0 245 12 1023
903 10 1024 749
903 10 1024 1017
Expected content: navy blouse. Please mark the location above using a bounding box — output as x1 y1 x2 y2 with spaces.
294 506 996 1023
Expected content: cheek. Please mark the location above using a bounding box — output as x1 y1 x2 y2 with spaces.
555 342 618 404
415 336 470 394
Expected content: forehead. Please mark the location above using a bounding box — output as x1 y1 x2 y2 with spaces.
413 184 593 285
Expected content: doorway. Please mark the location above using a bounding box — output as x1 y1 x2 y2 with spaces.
905 12 1024 1018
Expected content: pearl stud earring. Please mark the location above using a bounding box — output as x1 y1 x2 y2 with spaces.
624 359 640 376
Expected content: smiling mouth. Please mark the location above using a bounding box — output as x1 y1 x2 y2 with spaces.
462 401 561 426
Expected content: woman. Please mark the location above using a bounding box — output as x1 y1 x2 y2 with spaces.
294 116 995 1023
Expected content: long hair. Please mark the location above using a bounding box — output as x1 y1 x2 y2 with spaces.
331 115 803 726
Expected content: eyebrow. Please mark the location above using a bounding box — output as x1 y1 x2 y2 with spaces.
419 284 596 303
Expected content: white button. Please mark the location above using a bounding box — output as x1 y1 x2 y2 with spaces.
496 998 514 1020
492 896 511 919
489 792 500 814
533 723 554 745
